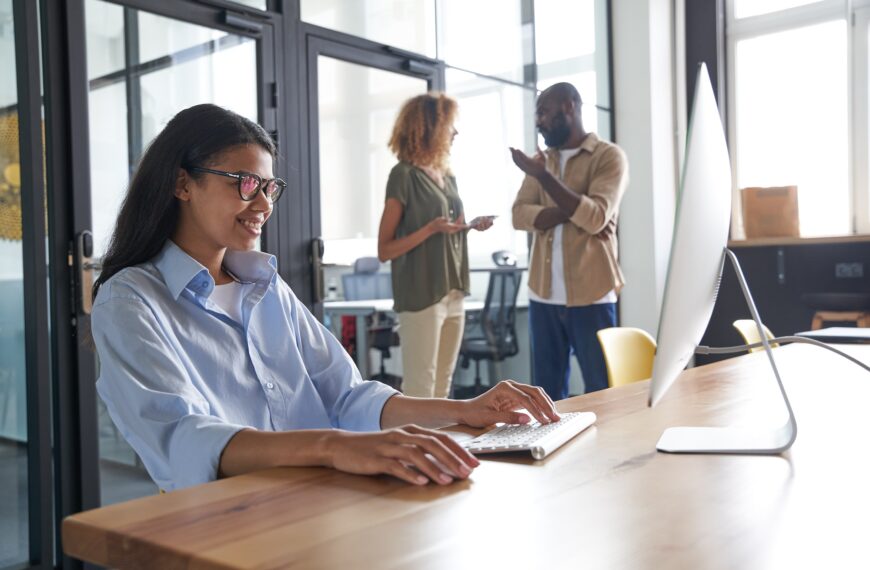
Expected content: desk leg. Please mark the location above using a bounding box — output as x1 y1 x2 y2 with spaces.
324 312 340 338
356 315 369 379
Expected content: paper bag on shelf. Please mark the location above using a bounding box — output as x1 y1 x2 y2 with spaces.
741 186 800 238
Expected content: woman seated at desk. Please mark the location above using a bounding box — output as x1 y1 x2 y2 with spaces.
90 104 559 492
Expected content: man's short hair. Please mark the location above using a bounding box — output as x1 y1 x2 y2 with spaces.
542 82 583 109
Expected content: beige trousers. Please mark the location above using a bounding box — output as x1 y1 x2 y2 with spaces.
397 290 465 398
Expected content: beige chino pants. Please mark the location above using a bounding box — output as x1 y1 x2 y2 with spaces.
397 290 465 398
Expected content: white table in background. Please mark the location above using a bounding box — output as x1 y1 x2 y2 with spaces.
323 299 485 378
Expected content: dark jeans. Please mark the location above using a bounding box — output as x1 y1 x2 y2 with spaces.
528 300 617 400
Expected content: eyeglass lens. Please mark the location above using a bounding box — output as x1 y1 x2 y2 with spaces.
239 175 285 201
239 175 261 199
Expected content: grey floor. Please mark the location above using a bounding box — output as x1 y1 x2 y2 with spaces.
0 439 157 568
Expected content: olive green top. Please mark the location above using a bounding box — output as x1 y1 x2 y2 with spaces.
385 162 470 313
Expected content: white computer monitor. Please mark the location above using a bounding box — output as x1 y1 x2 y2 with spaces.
648 64 732 408
647 64 797 454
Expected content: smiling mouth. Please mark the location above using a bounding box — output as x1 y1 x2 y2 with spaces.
238 218 263 234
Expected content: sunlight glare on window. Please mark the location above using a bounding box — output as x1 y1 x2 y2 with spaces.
733 0 821 19
734 20 849 236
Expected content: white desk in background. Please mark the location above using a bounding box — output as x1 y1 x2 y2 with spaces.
796 326 870 344
323 299 485 379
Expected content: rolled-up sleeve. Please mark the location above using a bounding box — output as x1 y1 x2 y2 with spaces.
512 175 547 232
93 296 247 491
568 146 629 234
287 288 398 431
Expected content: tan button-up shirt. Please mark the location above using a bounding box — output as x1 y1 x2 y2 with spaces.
511 133 628 306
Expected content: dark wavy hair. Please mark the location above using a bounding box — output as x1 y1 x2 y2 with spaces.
92 104 276 301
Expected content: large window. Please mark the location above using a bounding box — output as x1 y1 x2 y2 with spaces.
302 0 437 58
317 57 428 265
727 0 869 237
445 69 533 268
314 0 612 269
535 0 612 141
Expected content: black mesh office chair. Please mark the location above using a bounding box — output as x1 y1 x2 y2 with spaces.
455 251 521 398
342 257 402 390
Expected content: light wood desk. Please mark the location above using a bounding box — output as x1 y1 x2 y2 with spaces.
63 345 870 569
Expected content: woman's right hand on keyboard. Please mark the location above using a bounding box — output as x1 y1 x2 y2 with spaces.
324 426 479 486
458 380 561 428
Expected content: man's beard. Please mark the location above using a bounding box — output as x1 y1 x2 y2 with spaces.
541 112 571 148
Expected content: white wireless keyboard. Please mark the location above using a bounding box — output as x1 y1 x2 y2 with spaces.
463 411 597 460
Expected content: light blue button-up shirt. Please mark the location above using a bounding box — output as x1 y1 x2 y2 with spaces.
92 241 398 491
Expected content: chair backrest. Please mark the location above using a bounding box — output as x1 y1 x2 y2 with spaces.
353 256 380 274
342 257 392 300
480 267 522 358
732 319 777 352
596 327 657 387
491 250 517 267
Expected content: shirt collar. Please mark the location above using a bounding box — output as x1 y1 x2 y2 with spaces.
546 132 600 159
223 248 278 285
153 240 277 300
579 132 600 153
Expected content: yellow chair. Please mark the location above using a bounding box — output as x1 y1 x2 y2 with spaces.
732 319 777 352
596 327 657 387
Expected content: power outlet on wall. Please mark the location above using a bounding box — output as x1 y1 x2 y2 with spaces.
835 262 864 278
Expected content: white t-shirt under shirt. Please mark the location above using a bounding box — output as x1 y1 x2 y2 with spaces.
528 146 617 307
209 280 249 324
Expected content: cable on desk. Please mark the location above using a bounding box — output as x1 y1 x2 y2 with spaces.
695 336 870 373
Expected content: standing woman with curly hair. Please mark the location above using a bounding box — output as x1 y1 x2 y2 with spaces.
378 93 493 398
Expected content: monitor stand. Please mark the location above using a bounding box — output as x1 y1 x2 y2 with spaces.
656 248 797 455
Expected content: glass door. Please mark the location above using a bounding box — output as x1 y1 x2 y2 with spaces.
1 1 52 568
77 0 277 507
304 34 437 307
0 5 30 565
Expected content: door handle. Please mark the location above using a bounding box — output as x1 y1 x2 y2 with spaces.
310 237 325 303
74 230 101 315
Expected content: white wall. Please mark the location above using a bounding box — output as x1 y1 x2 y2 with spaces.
612 0 681 336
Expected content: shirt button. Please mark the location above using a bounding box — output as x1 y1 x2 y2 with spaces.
265 382 275 390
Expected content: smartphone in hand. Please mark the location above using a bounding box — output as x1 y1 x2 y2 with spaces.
467 215 497 229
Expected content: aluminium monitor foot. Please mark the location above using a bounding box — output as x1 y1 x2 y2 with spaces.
655 248 798 455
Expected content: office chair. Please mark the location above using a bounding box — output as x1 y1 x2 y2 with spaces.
341 257 402 389
596 327 657 387
732 319 777 352
455 252 522 398
341 257 392 300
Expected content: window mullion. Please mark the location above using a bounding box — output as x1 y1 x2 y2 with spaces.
852 8 870 232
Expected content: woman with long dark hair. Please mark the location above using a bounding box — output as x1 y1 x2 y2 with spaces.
92 104 558 492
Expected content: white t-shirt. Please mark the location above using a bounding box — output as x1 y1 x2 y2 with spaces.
209 281 248 325
528 146 617 306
